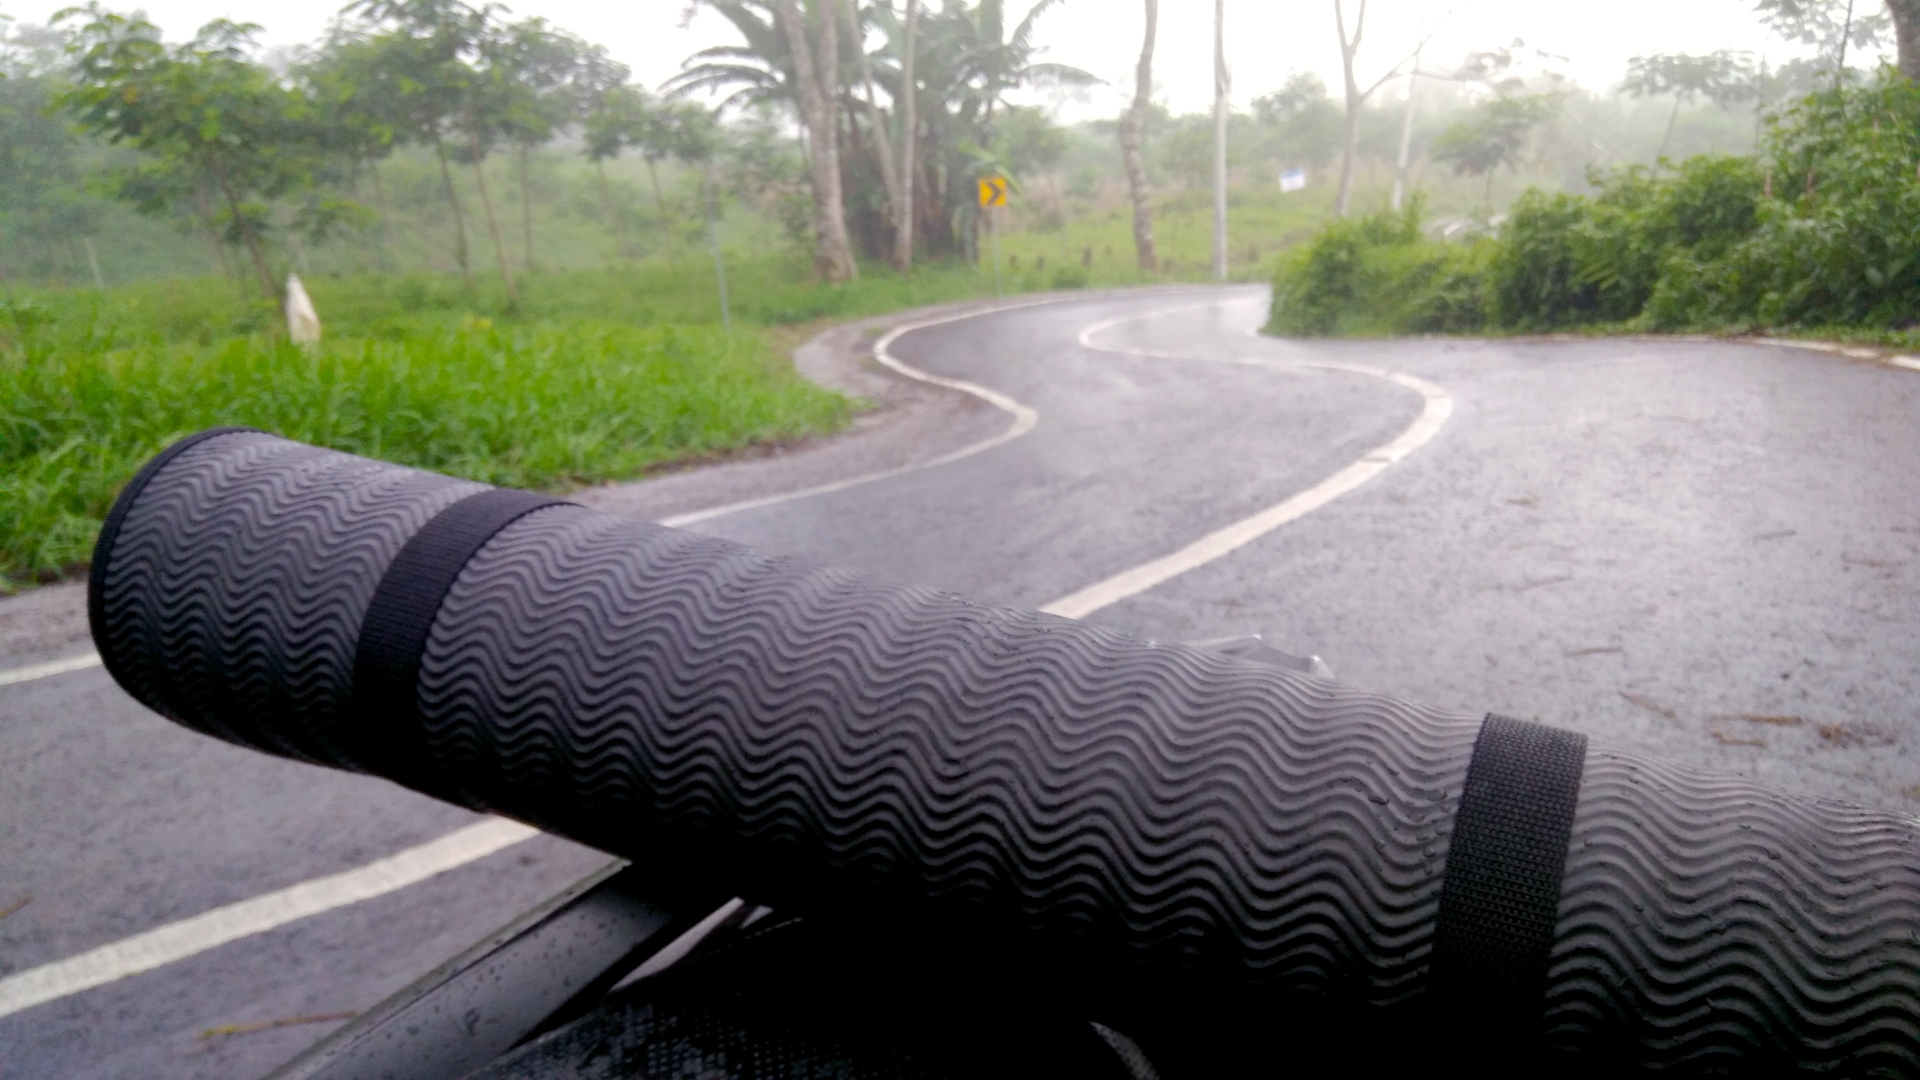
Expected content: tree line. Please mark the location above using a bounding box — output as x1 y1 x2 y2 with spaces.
8 0 1914 295
0 0 1110 295
33 0 731 304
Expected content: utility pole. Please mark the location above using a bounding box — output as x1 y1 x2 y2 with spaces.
1391 45 1422 212
1211 0 1228 281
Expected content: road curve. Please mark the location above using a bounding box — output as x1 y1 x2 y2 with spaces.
1 286 1917 1077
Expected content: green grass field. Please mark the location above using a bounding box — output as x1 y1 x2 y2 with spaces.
1 254 1083 587
3 174 1439 590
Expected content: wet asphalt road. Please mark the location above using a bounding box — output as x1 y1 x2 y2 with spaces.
2 286 1917 1077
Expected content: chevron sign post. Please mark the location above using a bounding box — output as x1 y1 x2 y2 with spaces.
977 175 1009 296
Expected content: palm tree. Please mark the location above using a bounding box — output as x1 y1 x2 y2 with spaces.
669 0 855 282
944 0 1096 128
665 1 797 110
934 0 1095 258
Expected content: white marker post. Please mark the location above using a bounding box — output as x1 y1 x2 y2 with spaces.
285 274 321 347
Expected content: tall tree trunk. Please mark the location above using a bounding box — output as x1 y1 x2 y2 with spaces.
597 160 633 260
519 143 535 273
434 139 473 286
1119 0 1158 270
195 184 235 282
844 0 901 260
774 0 858 282
467 128 519 306
83 236 105 289
210 163 277 299
370 159 395 271
644 157 666 212
892 0 919 270
1391 56 1419 210
1334 0 1368 217
1893 0 1920 79
1655 97 1681 165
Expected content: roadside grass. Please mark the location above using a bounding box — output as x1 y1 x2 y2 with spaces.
1 313 854 585
2 204 1336 589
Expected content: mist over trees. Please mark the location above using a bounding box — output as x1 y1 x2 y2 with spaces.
1 0 1915 289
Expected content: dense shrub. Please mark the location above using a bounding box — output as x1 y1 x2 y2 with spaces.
1723 74 1920 326
1272 69 1920 336
1489 156 1763 329
1268 199 1492 336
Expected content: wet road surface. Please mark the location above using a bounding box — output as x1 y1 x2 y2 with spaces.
3 286 1916 1077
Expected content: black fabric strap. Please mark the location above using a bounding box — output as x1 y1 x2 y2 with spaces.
1430 713 1588 1050
350 488 570 780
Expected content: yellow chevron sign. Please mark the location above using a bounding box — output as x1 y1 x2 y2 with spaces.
976 175 1008 208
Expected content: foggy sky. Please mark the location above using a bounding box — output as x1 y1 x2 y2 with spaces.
5 0 1865 116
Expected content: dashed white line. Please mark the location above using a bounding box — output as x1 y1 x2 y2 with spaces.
0 650 103 688
0 817 538 1020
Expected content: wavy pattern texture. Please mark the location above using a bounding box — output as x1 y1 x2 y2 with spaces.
416 507 1480 1014
94 431 484 766
1548 749 1920 1071
93 437 1920 1070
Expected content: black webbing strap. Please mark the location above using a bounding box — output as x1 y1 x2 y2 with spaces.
1430 713 1588 1051
350 488 571 780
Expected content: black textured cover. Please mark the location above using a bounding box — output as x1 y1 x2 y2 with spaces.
352 487 571 782
90 434 1920 1073
1430 714 1586 1048
87 426 258 695
91 431 485 766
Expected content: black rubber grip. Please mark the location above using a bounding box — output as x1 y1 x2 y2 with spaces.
87 426 258 697
1430 714 1587 1053
352 488 571 783
88 433 1920 1073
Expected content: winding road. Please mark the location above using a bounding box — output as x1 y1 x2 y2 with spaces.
3 286 1917 1077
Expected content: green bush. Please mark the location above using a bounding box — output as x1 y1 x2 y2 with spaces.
1267 198 1492 336
1274 72 1920 338
1728 73 1920 326
1491 156 1764 330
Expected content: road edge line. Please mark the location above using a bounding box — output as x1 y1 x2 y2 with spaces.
1041 301 1452 619
0 650 103 688
659 288 1224 527
0 817 538 1020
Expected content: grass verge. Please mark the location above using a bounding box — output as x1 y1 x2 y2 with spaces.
2 317 852 584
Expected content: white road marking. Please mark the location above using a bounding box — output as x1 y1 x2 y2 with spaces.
660 299 1043 526
1754 336 1920 372
1039 298 1453 619
0 817 538 1020
659 288 1221 527
0 288 1384 1023
0 650 103 688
